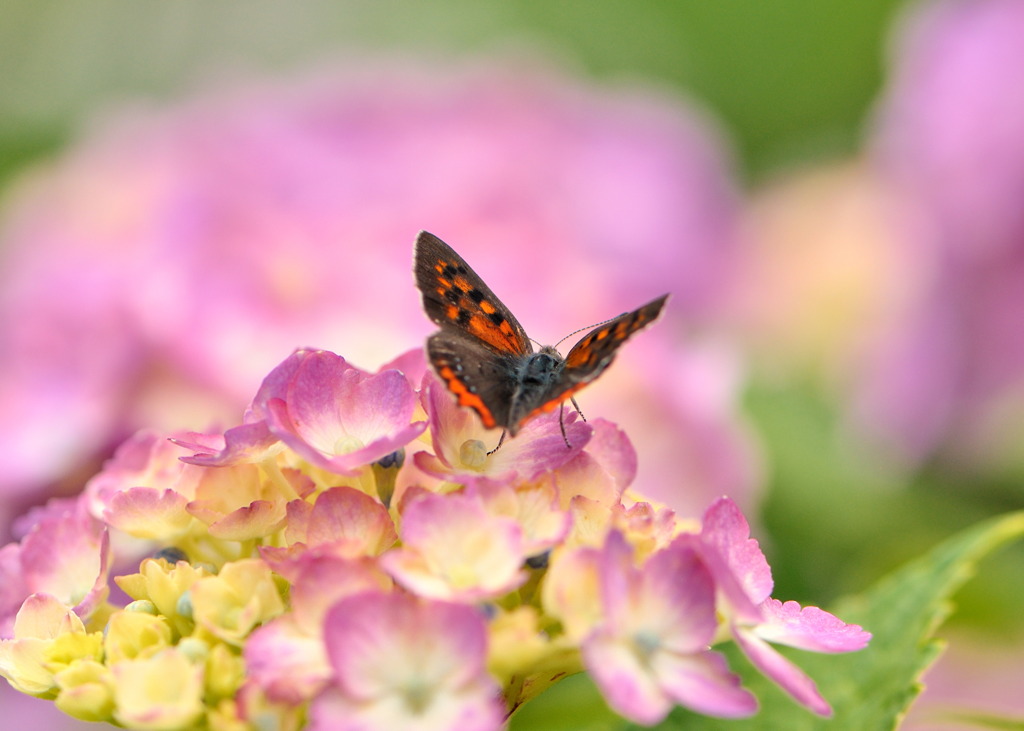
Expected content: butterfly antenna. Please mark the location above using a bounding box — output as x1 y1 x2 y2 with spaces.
553 314 622 349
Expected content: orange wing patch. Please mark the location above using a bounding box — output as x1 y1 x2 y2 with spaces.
466 312 521 353
437 365 497 428
430 257 527 355
563 327 611 369
564 298 666 369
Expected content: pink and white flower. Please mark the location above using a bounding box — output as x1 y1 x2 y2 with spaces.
697 497 871 716
246 556 392 704
261 350 427 476
0 503 109 639
310 591 504 731
380 490 527 603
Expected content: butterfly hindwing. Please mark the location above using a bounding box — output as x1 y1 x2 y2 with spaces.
426 331 518 430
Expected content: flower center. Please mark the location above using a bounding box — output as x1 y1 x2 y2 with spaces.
631 631 662 666
333 435 365 455
401 678 434 715
458 439 489 471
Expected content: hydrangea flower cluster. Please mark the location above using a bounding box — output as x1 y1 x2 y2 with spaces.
0 347 869 730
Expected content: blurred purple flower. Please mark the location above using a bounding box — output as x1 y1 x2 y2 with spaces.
858 0 1024 466
0 63 757 533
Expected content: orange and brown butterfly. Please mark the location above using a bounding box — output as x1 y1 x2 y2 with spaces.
413 231 669 442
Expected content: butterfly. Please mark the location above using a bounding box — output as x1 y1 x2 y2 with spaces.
414 231 669 445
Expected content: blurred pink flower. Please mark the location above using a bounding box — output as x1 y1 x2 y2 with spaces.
857 0 1024 466
0 63 757 537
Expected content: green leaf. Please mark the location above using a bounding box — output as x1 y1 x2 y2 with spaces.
655 510 1024 730
508 672 626 731
511 511 1024 731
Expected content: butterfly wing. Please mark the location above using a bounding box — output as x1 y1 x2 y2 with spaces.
426 331 521 430
513 294 670 429
414 231 531 356
414 231 532 429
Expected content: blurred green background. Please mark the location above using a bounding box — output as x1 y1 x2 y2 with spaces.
1 0 899 184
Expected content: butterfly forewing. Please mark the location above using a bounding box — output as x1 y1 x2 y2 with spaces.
414 231 531 357
562 294 669 376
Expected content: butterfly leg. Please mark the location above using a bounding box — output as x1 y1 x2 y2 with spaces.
487 430 507 455
570 396 587 422
558 403 572 449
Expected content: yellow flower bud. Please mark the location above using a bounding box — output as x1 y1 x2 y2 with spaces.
205 642 246 701
104 611 173 663
53 659 115 722
115 558 211 636
0 595 100 697
190 559 285 646
112 648 204 731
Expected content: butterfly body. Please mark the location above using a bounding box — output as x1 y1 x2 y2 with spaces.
414 231 668 436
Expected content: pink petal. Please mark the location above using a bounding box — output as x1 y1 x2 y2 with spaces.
637 539 718 652
85 429 201 511
733 625 832 717
379 348 428 389
303 487 398 556
755 599 871 653
698 497 771 621
247 349 308 421
314 593 506 730
487 411 591 481
245 615 331 704
594 531 638 628
474 481 571 557
267 352 427 475
288 556 393 633
288 352 414 444
580 418 638 493
103 487 192 539
322 592 491 698
651 649 758 719
0 545 30 635
583 631 673 725
174 421 281 467
381 492 526 601
203 500 288 541
19 509 107 610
